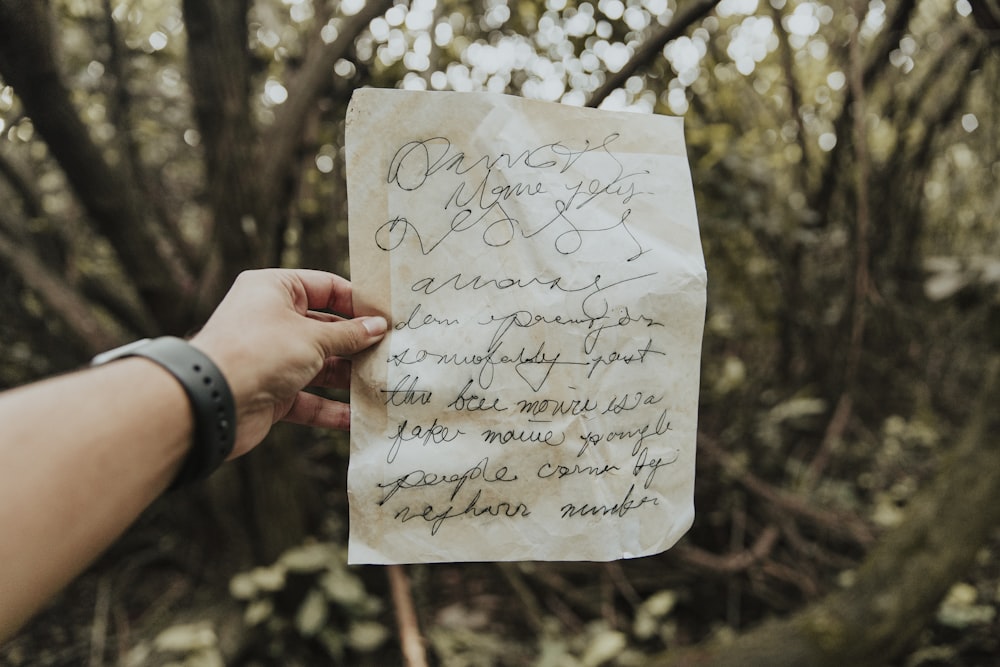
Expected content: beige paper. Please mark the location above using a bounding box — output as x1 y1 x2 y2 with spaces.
346 89 705 564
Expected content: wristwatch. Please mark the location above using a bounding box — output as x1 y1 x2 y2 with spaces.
91 337 236 489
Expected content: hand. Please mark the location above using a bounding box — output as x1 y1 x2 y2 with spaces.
190 269 387 458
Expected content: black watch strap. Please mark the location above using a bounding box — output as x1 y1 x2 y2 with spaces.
91 337 236 489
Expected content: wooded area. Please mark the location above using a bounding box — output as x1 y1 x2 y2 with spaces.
1 0 999 664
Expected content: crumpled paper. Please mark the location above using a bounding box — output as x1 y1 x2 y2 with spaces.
346 89 705 564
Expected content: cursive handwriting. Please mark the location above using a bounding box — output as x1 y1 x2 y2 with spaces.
387 339 583 392
379 133 651 258
484 306 662 356
394 489 531 536
447 379 508 412
577 409 673 458
560 484 660 519
386 418 464 464
363 125 689 552
394 302 459 331
381 374 432 407
377 457 518 505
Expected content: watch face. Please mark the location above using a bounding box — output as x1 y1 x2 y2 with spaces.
90 339 154 366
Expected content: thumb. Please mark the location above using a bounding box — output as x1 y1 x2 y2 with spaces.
316 315 388 358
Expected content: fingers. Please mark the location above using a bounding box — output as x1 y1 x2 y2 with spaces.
306 311 346 324
311 315 387 360
283 392 351 431
287 269 355 316
311 356 352 390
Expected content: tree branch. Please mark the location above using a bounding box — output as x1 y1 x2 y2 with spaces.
387 564 428 667
586 0 722 108
698 434 875 547
0 150 43 219
0 222 122 354
0 0 194 329
101 0 194 272
673 526 781 575
812 0 919 225
181 0 260 295
656 360 1000 667
770 2 811 179
255 0 396 254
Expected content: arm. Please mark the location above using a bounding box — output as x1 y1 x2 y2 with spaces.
0 269 387 640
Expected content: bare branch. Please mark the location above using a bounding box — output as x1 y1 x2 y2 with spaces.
101 0 194 270
812 0 919 224
181 0 260 288
0 151 43 219
0 0 194 328
655 361 1000 667
698 434 876 547
770 2 811 179
387 564 428 667
0 222 122 354
673 526 780 575
586 0 722 108
255 0 396 247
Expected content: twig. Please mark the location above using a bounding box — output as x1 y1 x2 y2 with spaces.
758 558 821 598
0 223 121 353
698 434 875 546
604 562 642 609
846 0 874 386
89 574 112 667
543 591 585 633
673 525 780 575
387 564 428 667
586 0 722 107
497 563 547 633
802 391 853 489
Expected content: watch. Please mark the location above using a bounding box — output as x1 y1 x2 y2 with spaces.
91 337 236 489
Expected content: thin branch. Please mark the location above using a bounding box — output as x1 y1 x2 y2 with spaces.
586 0 722 108
101 0 194 272
0 222 122 354
387 564 428 667
0 151 155 338
255 0 396 243
654 360 1000 667
0 0 194 327
802 392 852 489
181 0 260 288
497 563 548 634
698 434 876 547
770 2 811 179
812 0 919 225
0 151 43 219
846 0 874 391
604 561 642 609
969 1 1000 42
672 526 780 575
88 574 113 667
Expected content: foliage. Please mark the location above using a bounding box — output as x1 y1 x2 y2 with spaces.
2 0 1000 665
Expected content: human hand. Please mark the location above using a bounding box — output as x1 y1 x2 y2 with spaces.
190 269 386 458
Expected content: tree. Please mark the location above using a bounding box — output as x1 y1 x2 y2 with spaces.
1 0 999 664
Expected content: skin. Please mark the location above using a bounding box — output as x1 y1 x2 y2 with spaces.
0 269 387 641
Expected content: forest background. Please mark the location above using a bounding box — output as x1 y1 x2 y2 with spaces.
1 0 999 665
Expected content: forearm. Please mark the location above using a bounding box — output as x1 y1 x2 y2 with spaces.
0 358 192 639
0 269 387 641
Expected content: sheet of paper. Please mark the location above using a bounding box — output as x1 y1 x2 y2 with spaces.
346 89 705 564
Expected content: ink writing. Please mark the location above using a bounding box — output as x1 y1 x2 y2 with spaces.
348 90 703 564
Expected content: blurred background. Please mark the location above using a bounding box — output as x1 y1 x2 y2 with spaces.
1 0 999 665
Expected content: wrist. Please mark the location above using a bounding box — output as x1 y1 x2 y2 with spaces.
91 337 236 488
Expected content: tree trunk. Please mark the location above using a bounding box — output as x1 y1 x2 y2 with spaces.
652 358 1000 667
